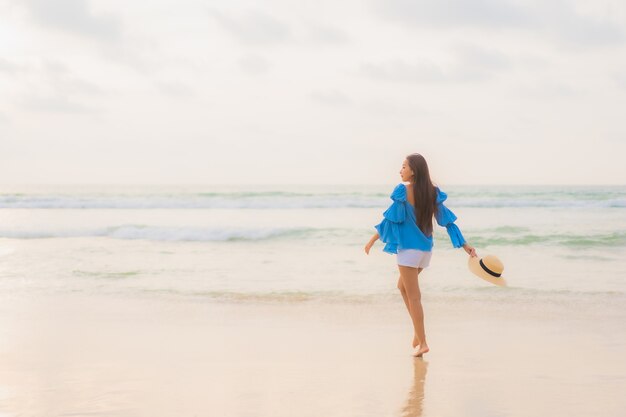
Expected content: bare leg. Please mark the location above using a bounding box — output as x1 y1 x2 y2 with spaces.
397 267 424 348
399 265 429 356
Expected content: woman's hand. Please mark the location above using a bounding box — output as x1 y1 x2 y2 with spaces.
462 243 477 257
364 233 379 255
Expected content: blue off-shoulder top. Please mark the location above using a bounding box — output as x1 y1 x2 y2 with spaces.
374 184 466 254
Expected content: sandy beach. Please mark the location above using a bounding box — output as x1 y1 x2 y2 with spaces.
1 290 624 417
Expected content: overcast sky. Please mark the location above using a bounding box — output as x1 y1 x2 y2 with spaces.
1 0 625 185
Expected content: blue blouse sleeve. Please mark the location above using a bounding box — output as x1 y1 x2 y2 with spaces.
434 187 466 248
374 184 407 254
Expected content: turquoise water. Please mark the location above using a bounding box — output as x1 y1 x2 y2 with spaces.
0 184 625 313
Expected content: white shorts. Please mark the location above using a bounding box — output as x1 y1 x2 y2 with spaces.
397 249 432 269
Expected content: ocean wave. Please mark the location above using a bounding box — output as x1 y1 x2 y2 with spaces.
1 187 624 209
132 287 626 312
470 231 626 248
0 193 385 209
141 288 386 303
0 225 350 241
1 224 624 248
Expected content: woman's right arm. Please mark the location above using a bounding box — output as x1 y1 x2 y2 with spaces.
462 242 477 257
364 232 379 254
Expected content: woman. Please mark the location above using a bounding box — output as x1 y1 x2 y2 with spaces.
364 153 477 357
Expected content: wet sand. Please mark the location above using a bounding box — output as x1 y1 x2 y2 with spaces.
0 292 624 417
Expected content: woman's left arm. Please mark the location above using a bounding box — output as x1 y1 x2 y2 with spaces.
364 232 379 254
436 188 477 257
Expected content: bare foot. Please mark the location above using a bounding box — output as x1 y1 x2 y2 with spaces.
413 344 429 357
412 335 420 349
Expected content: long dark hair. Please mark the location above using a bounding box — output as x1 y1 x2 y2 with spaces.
406 153 438 237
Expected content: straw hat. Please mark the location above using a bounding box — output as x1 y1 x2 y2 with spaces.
468 255 507 286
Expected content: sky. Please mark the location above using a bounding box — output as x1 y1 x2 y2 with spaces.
1 0 625 185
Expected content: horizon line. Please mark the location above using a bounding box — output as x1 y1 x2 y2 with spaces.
0 183 624 187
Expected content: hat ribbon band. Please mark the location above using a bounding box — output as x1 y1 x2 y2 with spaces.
479 259 501 277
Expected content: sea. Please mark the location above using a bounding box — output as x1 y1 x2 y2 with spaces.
1 184 625 316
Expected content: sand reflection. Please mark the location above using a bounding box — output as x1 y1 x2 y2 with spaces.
401 358 428 417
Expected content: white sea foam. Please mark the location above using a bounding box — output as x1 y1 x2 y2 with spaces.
0 224 624 248
1 186 624 209
0 225 330 241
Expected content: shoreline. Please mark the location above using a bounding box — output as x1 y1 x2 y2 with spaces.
1 291 625 417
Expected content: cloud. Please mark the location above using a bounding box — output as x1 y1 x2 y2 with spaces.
13 1 156 74
96 40 160 74
155 81 195 98
238 54 270 75
309 89 352 106
21 0 122 41
360 60 446 83
305 22 350 44
210 9 348 47
18 95 99 113
41 60 103 95
371 0 624 46
545 2 625 46
360 44 510 84
210 9 291 45
514 79 584 99
452 43 510 71
15 59 103 114
373 0 532 29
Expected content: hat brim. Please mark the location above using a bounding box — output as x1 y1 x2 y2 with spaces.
468 257 507 287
